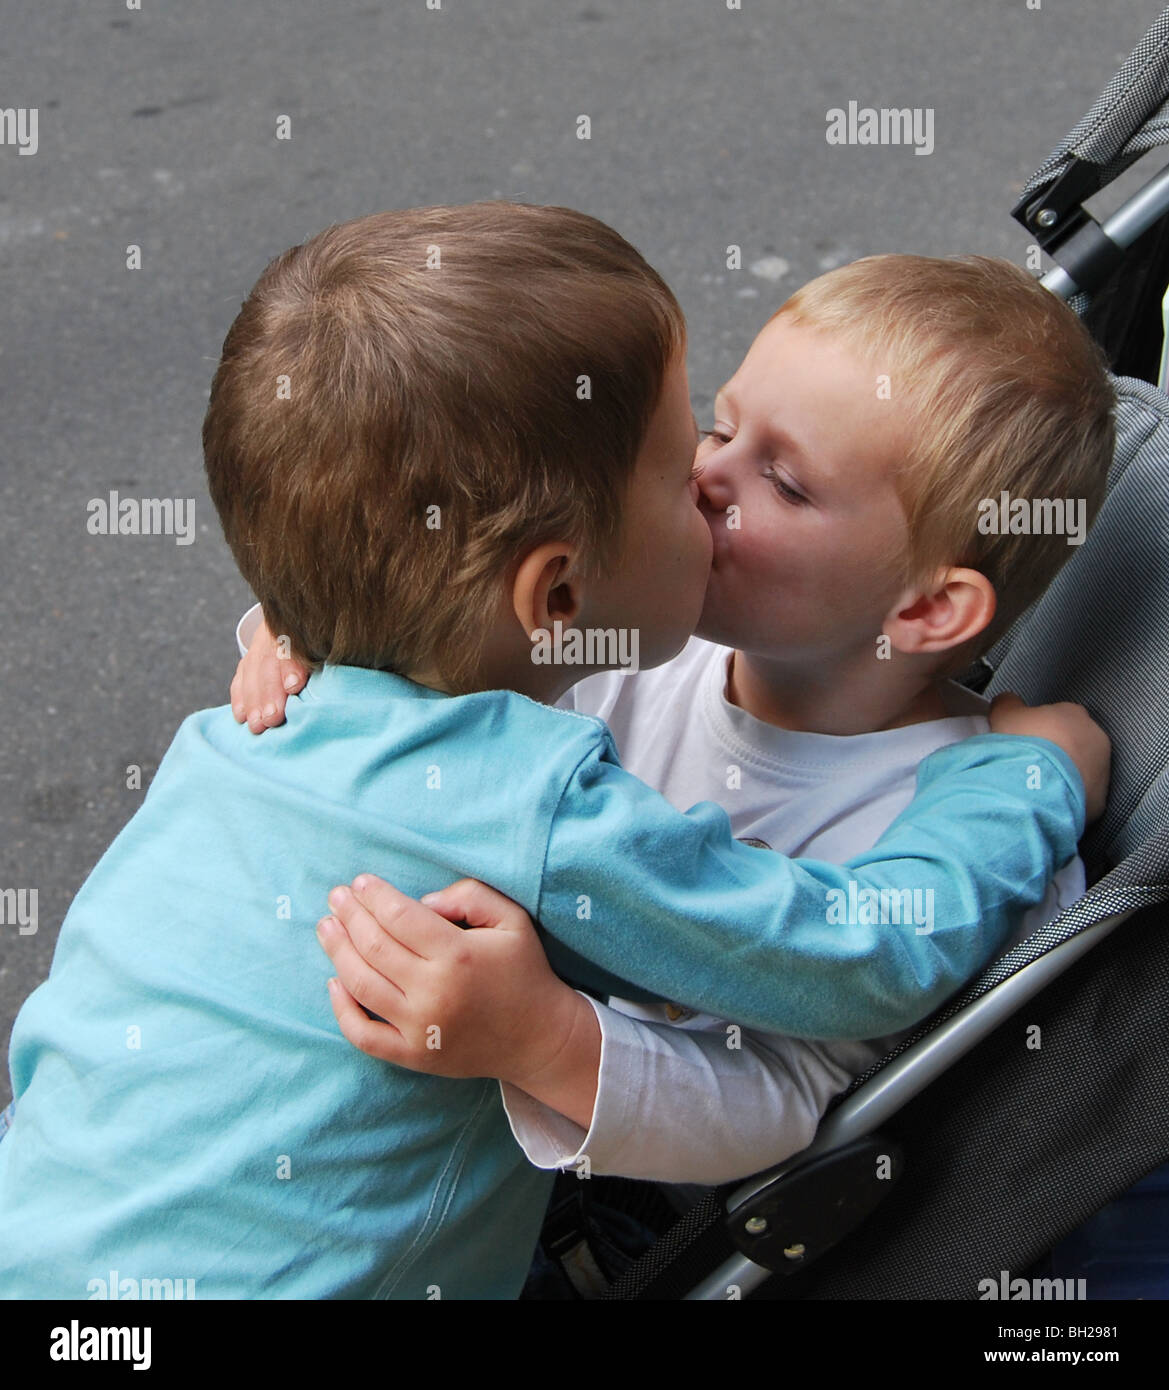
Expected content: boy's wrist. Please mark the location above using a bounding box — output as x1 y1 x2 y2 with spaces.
502 987 601 1130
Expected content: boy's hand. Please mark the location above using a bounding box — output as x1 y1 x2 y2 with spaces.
230 619 309 733
989 692 1110 823
317 876 599 1110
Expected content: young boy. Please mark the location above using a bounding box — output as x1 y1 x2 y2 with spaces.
0 211 1102 1301
241 254 1114 1192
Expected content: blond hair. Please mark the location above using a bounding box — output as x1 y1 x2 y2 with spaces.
774 255 1116 651
204 203 686 690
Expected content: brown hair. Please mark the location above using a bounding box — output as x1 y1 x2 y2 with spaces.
203 203 686 690
773 254 1116 653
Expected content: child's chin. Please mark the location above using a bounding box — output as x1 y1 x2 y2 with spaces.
694 606 735 647
696 581 733 636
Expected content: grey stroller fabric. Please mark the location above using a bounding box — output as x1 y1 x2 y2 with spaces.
791 377 1169 1297
604 376 1169 1299
846 370 1169 1088
1022 6 1169 200
777 912 1169 1300
976 375 1169 879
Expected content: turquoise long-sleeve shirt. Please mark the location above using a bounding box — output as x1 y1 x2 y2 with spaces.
0 664 1083 1299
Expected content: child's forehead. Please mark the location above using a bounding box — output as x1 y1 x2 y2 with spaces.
717 318 872 408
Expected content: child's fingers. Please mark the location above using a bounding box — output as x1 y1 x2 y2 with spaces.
316 913 410 1017
230 664 248 723
326 976 407 1065
277 651 308 694
325 886 435 989
346 875 465 960
250 649 294 730
261 648 308 718
233 653 287 734
418 878 538 935
234 634 308 735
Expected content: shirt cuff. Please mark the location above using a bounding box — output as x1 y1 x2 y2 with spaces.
236 602 263 659
499 993 640 1173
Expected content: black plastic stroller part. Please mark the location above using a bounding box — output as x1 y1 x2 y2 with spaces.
596 1138 904 1300
1011 156 1125 297
724 1135 904 1277
1016 6 1169 305
1082 213 1169 382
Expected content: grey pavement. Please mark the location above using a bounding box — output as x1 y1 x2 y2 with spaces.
0 0 1162 1104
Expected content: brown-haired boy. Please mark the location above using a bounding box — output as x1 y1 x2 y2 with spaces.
0 212 1104 1300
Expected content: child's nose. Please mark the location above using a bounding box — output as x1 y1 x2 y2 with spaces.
695 457 734 513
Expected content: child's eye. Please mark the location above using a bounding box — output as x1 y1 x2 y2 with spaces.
764 468 807 506
698 428 733 446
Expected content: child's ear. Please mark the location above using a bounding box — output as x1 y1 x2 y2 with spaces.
883 567 996 656
510 541 584 640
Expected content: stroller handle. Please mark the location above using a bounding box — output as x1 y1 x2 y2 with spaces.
1043 158 1169 300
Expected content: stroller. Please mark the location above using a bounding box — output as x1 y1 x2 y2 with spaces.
548 6 1169 1302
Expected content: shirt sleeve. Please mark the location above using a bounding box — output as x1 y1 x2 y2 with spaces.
535 732 1086 1039
1015 855 1086 940
503 854 1090 1184
503 855 1091 1186
499 994 869 1183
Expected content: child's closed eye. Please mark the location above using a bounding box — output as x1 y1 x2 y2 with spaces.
764 468 808 506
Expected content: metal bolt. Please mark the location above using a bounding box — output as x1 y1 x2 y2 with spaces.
783 1243 807 1261
1036 208 1058 228
744 1216 768 1235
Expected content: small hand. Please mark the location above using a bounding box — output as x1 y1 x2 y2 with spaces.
230 618 310 733
989 691 1111 823
316 875 591 1090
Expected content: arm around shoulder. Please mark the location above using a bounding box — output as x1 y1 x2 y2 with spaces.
534 732 1086 1040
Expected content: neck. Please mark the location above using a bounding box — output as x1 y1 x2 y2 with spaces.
407 640 599 704
726 646 951 736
